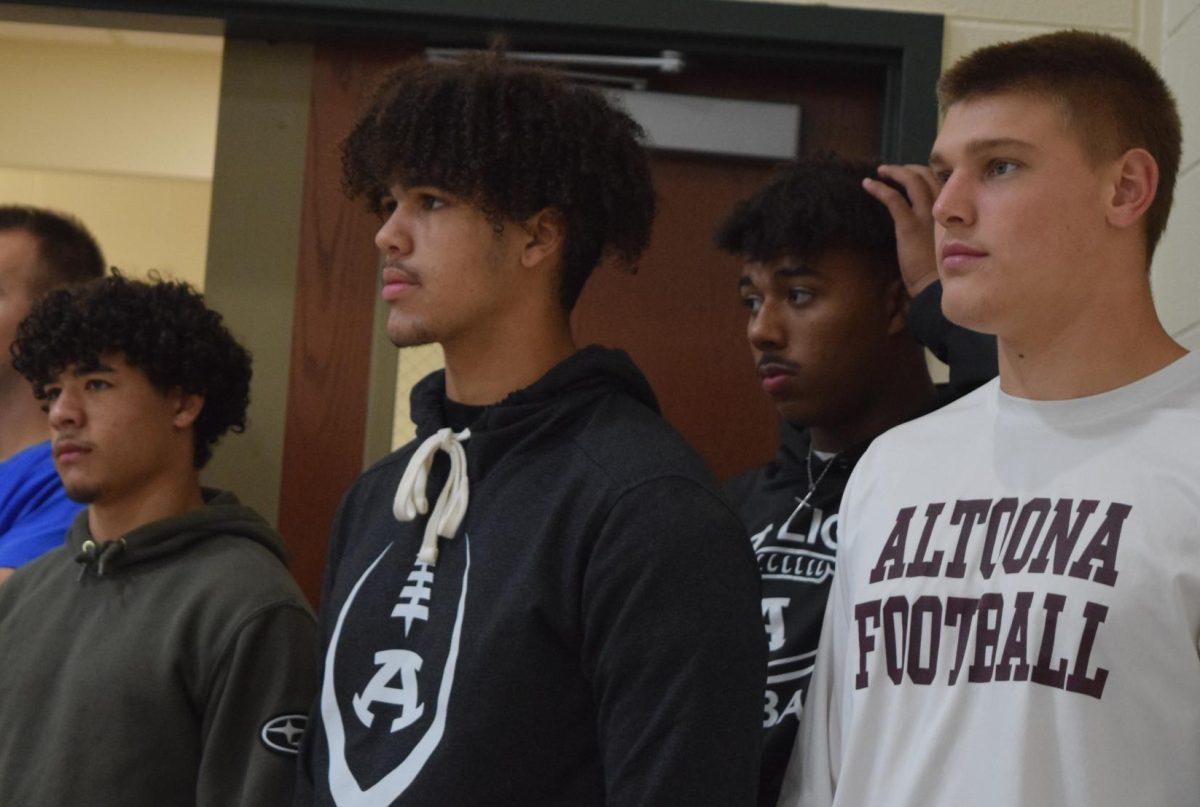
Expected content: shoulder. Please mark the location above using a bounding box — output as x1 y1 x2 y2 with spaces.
185 535 313 619
335 441 419 513
724 463 768 505
569 393 719 492
874 379 994 453
845 380 996 499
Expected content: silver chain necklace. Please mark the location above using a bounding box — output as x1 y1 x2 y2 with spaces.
795 449 839 511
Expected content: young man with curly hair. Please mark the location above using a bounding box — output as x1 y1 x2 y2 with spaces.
0 206 105 583
0 275 319 807
784 31 1197 807
716 155 996 807
296 52 765 806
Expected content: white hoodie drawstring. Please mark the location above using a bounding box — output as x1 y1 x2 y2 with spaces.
393 427 471 565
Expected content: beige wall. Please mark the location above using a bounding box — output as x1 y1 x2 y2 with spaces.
0 21 221 289
1159 0 1200 348
765 0 1158 64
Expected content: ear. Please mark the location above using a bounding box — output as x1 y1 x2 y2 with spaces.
518 207 566 270
884 277 911 337
1106 147 1158 232
170 390 205 430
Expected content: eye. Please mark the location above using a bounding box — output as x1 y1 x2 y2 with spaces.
84 379 111 392
419 193 446 211
988 160 1018 177
932 169 951 185
378 197 398 217
788 288 814 306
40 387 60 411
740 294 763 314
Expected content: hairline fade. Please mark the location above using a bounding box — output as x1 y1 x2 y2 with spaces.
937 30 1182 261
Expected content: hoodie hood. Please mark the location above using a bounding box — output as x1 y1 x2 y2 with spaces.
70 488 288 579
408 345 659 474
392 345 662 565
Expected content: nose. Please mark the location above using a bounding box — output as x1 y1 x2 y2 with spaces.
374 205 414 257
931 171 974 229
47 387 82 431
748 298 786 351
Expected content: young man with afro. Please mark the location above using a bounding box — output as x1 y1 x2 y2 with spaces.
783 31 1199 807
0 206 105 583
0 275 319 807
295 51 765 806
717 155 996 807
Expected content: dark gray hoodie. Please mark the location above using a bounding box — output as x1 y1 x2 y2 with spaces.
0 489 318 807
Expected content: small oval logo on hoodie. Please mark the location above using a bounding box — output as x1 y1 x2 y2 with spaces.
260 714 308 755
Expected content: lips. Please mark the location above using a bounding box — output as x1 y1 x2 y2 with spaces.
940 241 988 272
758 361 799 395
53 439 91 463
381 265 419 302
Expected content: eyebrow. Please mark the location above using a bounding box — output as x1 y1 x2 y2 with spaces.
738 262 818 289
69 363 115 377
930 136 1036 166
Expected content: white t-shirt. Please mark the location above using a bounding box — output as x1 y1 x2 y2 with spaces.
782 351 1200 807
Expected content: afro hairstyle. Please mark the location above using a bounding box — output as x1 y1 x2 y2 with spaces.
11 273 251 469
341 48 657 310
715 153 903 281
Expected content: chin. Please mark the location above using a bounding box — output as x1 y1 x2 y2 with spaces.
939 285 999 335
64 484 99 504
386 325 437 349
775 401 818 427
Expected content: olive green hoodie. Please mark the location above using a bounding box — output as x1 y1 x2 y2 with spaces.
0 489 318 807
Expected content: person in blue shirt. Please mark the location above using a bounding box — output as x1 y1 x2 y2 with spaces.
0 206 105 583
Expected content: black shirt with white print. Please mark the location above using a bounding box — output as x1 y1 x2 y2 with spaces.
296 346 766 807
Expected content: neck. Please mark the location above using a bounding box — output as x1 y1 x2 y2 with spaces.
443 313 577 405
87 470 205 542
0 380 49 461
997 274 1184 400
808 347 937 453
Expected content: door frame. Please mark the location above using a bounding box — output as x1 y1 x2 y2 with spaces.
10 0 942 162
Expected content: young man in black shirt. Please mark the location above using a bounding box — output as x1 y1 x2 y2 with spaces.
296 51 765 807
717 155 996 806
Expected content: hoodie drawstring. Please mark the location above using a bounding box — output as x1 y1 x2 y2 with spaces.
74 538 128 581
393 427 470 565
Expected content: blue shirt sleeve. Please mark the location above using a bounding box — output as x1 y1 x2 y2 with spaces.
0 442 83 568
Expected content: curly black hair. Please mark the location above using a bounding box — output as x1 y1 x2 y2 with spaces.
715 154 903 279
342 49 657 310
11 273 251 469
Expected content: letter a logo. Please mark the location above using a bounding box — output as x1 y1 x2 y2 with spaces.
353 649 426 732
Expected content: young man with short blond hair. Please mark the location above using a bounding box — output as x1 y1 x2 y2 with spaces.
784 31 1197 807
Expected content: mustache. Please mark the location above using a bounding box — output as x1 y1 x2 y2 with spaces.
757 354 800 372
